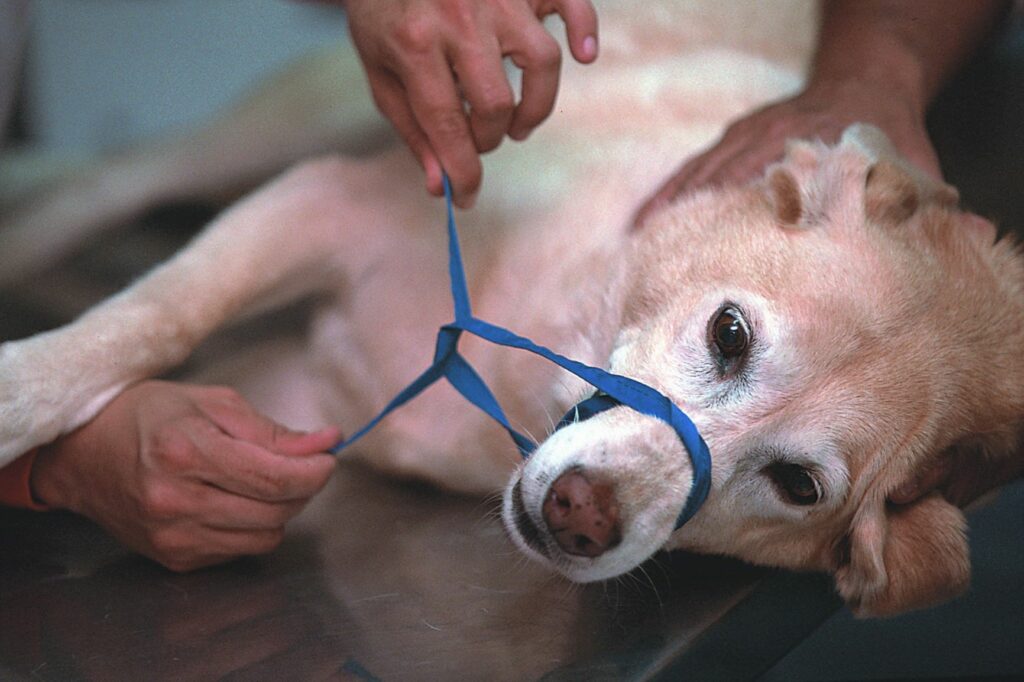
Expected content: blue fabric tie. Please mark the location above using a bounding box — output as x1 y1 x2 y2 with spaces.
331 176 711 529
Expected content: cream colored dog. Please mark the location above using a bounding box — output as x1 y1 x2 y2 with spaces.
1 0 1021 617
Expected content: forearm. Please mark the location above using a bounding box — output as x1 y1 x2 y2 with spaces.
810 0 1010 114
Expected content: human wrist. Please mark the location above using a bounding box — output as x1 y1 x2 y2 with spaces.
30 437 83 513
806 48 927 121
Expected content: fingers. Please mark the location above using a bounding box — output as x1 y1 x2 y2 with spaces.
197 386 342 457
400 44 485 207
454 36 516 153
347 0 599 206
545 0 599 64
194 483 309 530
365 69 446 197
155 387 338 502
195 432 336 503
505 20 562 141
506 0 597 142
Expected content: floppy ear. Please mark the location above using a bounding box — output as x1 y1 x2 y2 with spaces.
766 167 803 226
841 123 959 226
833 492 970 618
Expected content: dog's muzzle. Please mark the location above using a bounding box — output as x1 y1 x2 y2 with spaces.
554 391 709 530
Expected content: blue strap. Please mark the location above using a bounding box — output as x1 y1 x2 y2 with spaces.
555 392 621 430
331 176 711 529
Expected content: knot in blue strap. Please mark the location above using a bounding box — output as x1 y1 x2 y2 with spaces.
331 176 711 529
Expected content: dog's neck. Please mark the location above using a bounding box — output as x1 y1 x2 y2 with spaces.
937 233 1024 496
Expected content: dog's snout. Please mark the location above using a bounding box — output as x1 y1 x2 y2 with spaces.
542 469 621 558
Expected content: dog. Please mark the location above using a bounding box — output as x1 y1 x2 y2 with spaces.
1 0 1021 617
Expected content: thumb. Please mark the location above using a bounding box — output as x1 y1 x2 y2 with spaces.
271 426 344 457
202 391 342 456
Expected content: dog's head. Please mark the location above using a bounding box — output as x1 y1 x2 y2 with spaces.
503 124 1023 616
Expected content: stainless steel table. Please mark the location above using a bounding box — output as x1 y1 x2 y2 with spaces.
0 459 843 681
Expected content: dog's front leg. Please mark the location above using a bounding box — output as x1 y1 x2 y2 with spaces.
0 156 376 466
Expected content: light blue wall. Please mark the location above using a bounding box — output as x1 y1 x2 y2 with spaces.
24 0 347 152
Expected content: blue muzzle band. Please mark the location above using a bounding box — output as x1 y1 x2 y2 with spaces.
331 176 711 529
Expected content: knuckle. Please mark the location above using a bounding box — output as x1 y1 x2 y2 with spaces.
473 89 515 120
426 106 469 141
439 0 476 28
149 427 195 471
392 13 436 56
139 483 179 520
525 37 561 69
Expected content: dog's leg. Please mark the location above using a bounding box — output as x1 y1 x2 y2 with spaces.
0 43 392 287
0 153 412 466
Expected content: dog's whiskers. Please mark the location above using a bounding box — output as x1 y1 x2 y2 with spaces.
635 563 665 611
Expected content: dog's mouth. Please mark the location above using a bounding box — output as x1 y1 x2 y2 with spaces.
510 479 549 558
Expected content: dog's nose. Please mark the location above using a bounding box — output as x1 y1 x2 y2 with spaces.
542 469 621 557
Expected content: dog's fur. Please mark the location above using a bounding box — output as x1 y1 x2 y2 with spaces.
2 0 1022 617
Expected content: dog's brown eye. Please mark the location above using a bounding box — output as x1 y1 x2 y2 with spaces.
767 463 821 506
712 307 749 359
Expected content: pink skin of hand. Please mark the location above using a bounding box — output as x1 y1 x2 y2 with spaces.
344 0 599 208
31 380 340 572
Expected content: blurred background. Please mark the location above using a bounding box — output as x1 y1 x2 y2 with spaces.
2 0 345 153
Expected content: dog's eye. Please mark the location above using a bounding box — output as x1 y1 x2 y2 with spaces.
711 307 749 360
766 462 821 506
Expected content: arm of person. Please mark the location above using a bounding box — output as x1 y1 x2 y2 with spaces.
635 0 1011 226
23 380 340 572
342 0 598 208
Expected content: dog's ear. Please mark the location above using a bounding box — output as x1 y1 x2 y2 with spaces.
832 492 969 617
841 124 959 226
766 167 803 226
864 160 921 225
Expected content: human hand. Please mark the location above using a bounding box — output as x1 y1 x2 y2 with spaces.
633 79 941 227
344 0 598 208
30 381 340 571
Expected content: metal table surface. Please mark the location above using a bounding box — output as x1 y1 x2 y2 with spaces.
0 459 843 681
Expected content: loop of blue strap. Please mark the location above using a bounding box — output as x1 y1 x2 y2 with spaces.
331 176 711 528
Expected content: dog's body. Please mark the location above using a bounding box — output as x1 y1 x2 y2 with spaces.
2 0 1022 616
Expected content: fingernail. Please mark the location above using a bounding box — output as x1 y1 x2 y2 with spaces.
509 128 530 142
582 35 598 61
